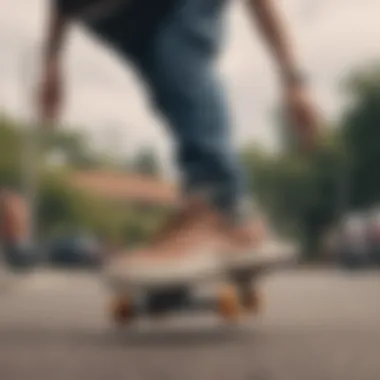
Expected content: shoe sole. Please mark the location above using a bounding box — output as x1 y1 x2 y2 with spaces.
224 242 299 273
104 251 223 290
104 242 298 291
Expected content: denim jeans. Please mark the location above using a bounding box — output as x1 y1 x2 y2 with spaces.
86 0 250 222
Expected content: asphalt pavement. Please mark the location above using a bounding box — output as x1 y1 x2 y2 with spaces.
0 268 379 380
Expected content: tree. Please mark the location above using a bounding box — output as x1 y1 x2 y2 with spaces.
341 65 380 208
131 147 161 177
242 129 345 259
0 114 170 247
0 115 23 188
41 129 103 169
273 106 300 154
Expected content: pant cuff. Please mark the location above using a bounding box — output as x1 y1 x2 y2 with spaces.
183 184 256 225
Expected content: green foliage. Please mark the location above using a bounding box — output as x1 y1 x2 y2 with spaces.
242 135 345 258
341 65 380 208
0 114 167 245
131 147 161 177
244 63 380 258
40 129 103 169
38 172 86 236
0 114 23 188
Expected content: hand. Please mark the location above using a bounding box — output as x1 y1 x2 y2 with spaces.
284 82 320 152
37 62 63 127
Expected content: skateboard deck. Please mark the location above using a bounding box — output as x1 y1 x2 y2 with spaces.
105 244 298 325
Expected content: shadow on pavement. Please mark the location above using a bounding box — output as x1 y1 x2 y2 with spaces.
104 324 256 347
0 323 257 349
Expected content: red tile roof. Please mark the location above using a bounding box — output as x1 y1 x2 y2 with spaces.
70 171 179 206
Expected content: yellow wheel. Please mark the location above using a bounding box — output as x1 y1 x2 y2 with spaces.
110 296 134 326
218 285 242 322
241 287 263 314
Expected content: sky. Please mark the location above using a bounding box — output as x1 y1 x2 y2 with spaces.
1 0 380 175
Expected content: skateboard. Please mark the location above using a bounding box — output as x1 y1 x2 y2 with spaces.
105 244 298 326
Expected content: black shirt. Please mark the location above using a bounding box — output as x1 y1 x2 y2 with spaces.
55 0 115 15
54 0 135 20
54 0 176 22
54 0 177 59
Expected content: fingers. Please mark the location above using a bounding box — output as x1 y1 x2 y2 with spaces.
285 86 321 152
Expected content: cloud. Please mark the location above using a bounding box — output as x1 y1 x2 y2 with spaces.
1 0 380 174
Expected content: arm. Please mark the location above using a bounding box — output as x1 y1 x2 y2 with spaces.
43 3 69 72
246 0 303 85
247 0 320 151
39 3 70 122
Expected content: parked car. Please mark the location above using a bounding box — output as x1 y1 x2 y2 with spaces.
47 233 104 269
324 207 380 269
323 213 371 269
367 208 380 266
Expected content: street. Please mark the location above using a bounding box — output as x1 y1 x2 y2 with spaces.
0 268 379 380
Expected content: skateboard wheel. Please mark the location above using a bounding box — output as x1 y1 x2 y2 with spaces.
111 296 134 325
241 287 263 314
218 285 241 321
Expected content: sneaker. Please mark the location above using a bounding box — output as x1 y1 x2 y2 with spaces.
106 198 226 286
222 216 299 271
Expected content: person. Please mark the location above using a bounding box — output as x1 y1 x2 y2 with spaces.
38 0 319 269
0 190 34 270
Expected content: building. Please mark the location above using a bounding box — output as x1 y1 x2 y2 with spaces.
69 170 179 208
